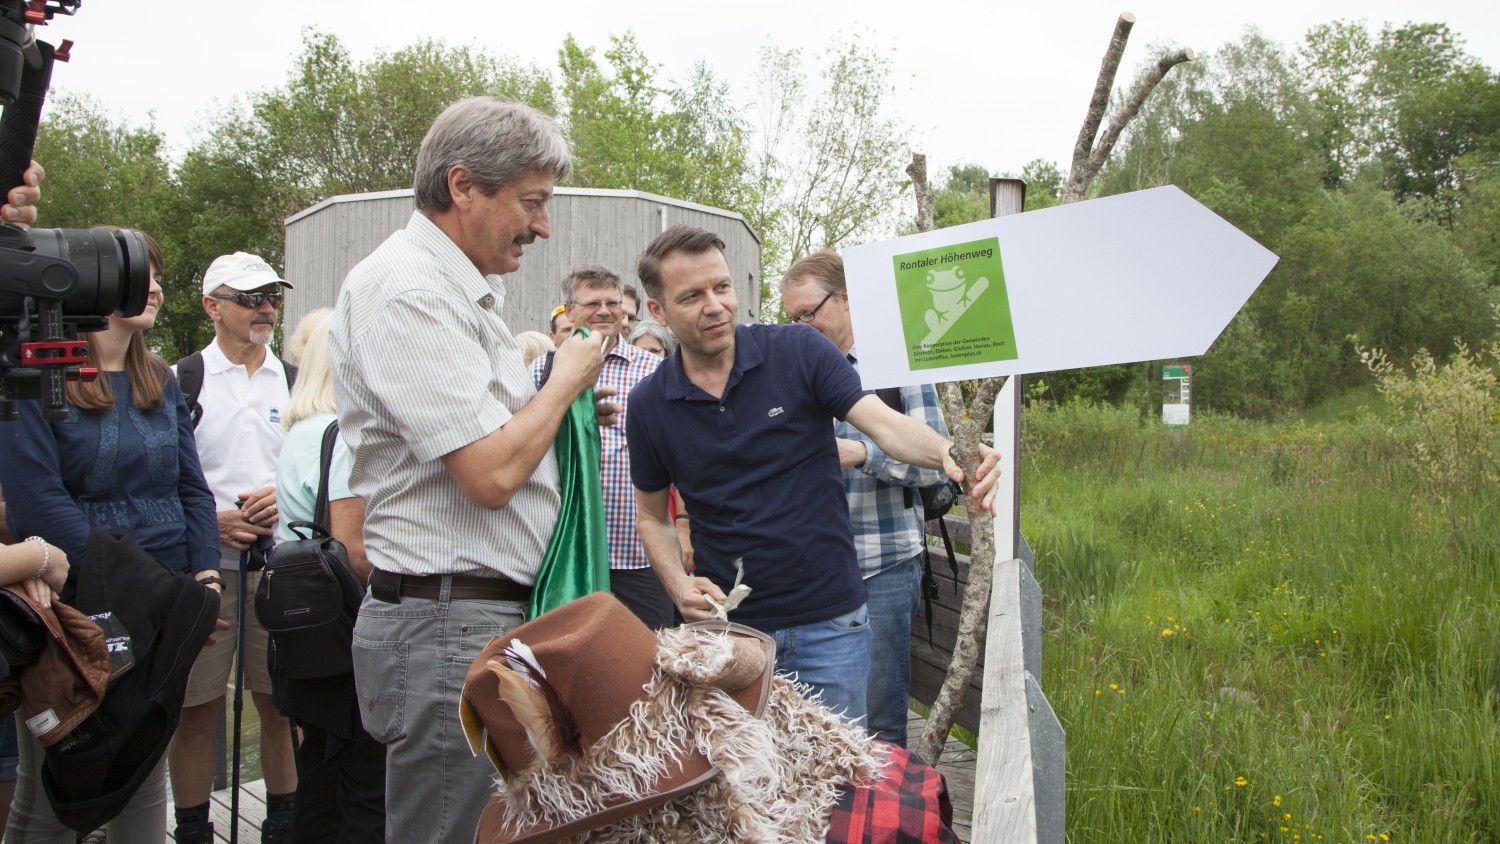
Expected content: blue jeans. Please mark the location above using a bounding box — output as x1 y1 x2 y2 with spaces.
864 554 923 745
351 582 526 843
772 604 872 725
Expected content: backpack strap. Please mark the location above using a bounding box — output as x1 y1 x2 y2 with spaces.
313 419 339 530
537 351 556 389
174 351 206 428
283 359 299 391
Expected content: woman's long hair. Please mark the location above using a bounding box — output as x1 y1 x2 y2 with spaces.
282 307 337 430
64 229 170 412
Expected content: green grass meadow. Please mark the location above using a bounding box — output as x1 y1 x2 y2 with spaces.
1022 401 1499 843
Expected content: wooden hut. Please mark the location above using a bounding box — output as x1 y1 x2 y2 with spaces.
281 187 761 334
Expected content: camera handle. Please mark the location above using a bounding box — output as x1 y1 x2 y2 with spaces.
0 36 56 205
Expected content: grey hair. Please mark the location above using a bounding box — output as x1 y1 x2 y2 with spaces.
628 319 677 355
413 97 572 212
560 264 623 305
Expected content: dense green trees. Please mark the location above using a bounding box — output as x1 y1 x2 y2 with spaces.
28 21 1498 411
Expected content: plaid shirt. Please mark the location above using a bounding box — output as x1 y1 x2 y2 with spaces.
839 347 949 578
532 339 660 570
826 745 960 843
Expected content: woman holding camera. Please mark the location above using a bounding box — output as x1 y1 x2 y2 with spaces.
0 229 220 843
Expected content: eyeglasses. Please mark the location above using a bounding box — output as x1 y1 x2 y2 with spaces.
210 291 284 309
788 290 835 324
573 299 622 313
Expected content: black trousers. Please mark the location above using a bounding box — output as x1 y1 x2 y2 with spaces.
610 567 674 629
288 722 387 843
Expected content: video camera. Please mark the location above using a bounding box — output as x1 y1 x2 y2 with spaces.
0 1 152 421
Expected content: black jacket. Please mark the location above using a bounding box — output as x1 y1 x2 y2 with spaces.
40 529 220 833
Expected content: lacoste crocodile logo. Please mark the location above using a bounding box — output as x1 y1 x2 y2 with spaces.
768 407 784 417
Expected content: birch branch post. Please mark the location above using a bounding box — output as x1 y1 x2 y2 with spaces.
1064 13 1195 203
908 10 1193 767
910 153 1010 765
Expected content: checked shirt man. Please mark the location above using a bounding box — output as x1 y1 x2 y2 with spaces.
530 265 670 627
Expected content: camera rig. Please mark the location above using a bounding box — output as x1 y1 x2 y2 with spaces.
0 1 153 421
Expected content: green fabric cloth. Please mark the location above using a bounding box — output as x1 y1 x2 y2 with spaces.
529 330 611 618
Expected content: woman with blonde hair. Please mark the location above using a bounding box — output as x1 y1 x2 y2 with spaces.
271 307 385 841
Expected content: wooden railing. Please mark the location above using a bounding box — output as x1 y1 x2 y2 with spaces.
913 515 1064 842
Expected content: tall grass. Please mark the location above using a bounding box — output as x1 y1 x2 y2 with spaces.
1023 402 1500 842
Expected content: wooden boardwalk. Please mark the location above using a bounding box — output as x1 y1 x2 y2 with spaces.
164 779 267 843
167 715 977 843
909 710 978 842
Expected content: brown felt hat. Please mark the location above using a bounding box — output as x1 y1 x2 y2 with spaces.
461 592 775 844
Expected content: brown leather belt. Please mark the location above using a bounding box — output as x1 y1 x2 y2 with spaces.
369 569 531 604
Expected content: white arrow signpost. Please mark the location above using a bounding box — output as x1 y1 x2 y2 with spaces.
842 184 1277 843
841 185 1279 389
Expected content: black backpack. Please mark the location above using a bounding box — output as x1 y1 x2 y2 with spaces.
254 420 363 680
175 351 298 428
873 387 962 521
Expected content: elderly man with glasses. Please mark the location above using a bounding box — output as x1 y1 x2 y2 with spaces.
530 265 673 627
169 251 300 844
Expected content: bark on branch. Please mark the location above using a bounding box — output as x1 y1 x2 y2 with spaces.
1066 47 1195 202
907 153 935 234
914 378 1004 765
1070 12 1135 182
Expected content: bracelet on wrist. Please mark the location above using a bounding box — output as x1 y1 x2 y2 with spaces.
25 536 49 579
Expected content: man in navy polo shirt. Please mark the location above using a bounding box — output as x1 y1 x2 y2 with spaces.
627 225 1002 724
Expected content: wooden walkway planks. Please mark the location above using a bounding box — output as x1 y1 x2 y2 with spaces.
173 726 979 844
165 779 266 843
908 709 978 843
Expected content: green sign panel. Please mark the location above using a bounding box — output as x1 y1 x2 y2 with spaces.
1162 365 1190 379
891 237 1018 371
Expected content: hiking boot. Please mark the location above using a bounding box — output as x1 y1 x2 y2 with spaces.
260 811 294 844
172 821 214 844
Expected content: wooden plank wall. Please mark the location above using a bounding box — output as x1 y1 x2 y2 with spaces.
281 188 761 340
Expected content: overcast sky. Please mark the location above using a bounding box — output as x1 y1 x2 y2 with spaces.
36 0 1500 180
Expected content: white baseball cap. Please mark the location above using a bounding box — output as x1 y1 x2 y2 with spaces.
201 252 294 296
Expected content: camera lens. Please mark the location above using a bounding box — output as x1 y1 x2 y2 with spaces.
19 227 152 319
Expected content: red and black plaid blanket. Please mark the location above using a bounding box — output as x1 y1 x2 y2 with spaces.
826 745 961 843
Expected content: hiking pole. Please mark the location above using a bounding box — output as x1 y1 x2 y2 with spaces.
230 544 248 844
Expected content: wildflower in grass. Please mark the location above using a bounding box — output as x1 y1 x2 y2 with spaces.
1193 807 1201 812
1274 795 1282 807
1109 683 1118 691
1095 689 1102 696
1235 776 1248 787
1162 628 1175 637
1281 827 1290 833
1285 813 1292 821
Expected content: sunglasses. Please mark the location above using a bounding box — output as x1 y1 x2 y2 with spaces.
210 291 284 309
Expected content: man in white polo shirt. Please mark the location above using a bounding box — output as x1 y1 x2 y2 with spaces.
168 252 299 844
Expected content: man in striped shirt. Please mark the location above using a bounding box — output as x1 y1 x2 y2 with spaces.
328 97 612 842
530 265 671 627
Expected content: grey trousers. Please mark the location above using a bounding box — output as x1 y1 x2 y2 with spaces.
5 715 167 844
351 584 525 843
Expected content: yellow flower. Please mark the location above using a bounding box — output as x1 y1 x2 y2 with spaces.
1285 813 1292 821
1273 795 1282 807
1162 628 1175 637
1109 683 1118 691
1234 776 1248 787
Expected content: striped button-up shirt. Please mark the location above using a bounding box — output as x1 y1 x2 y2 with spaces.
531 338 659 570
839 346 950 578
329 210 559 584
